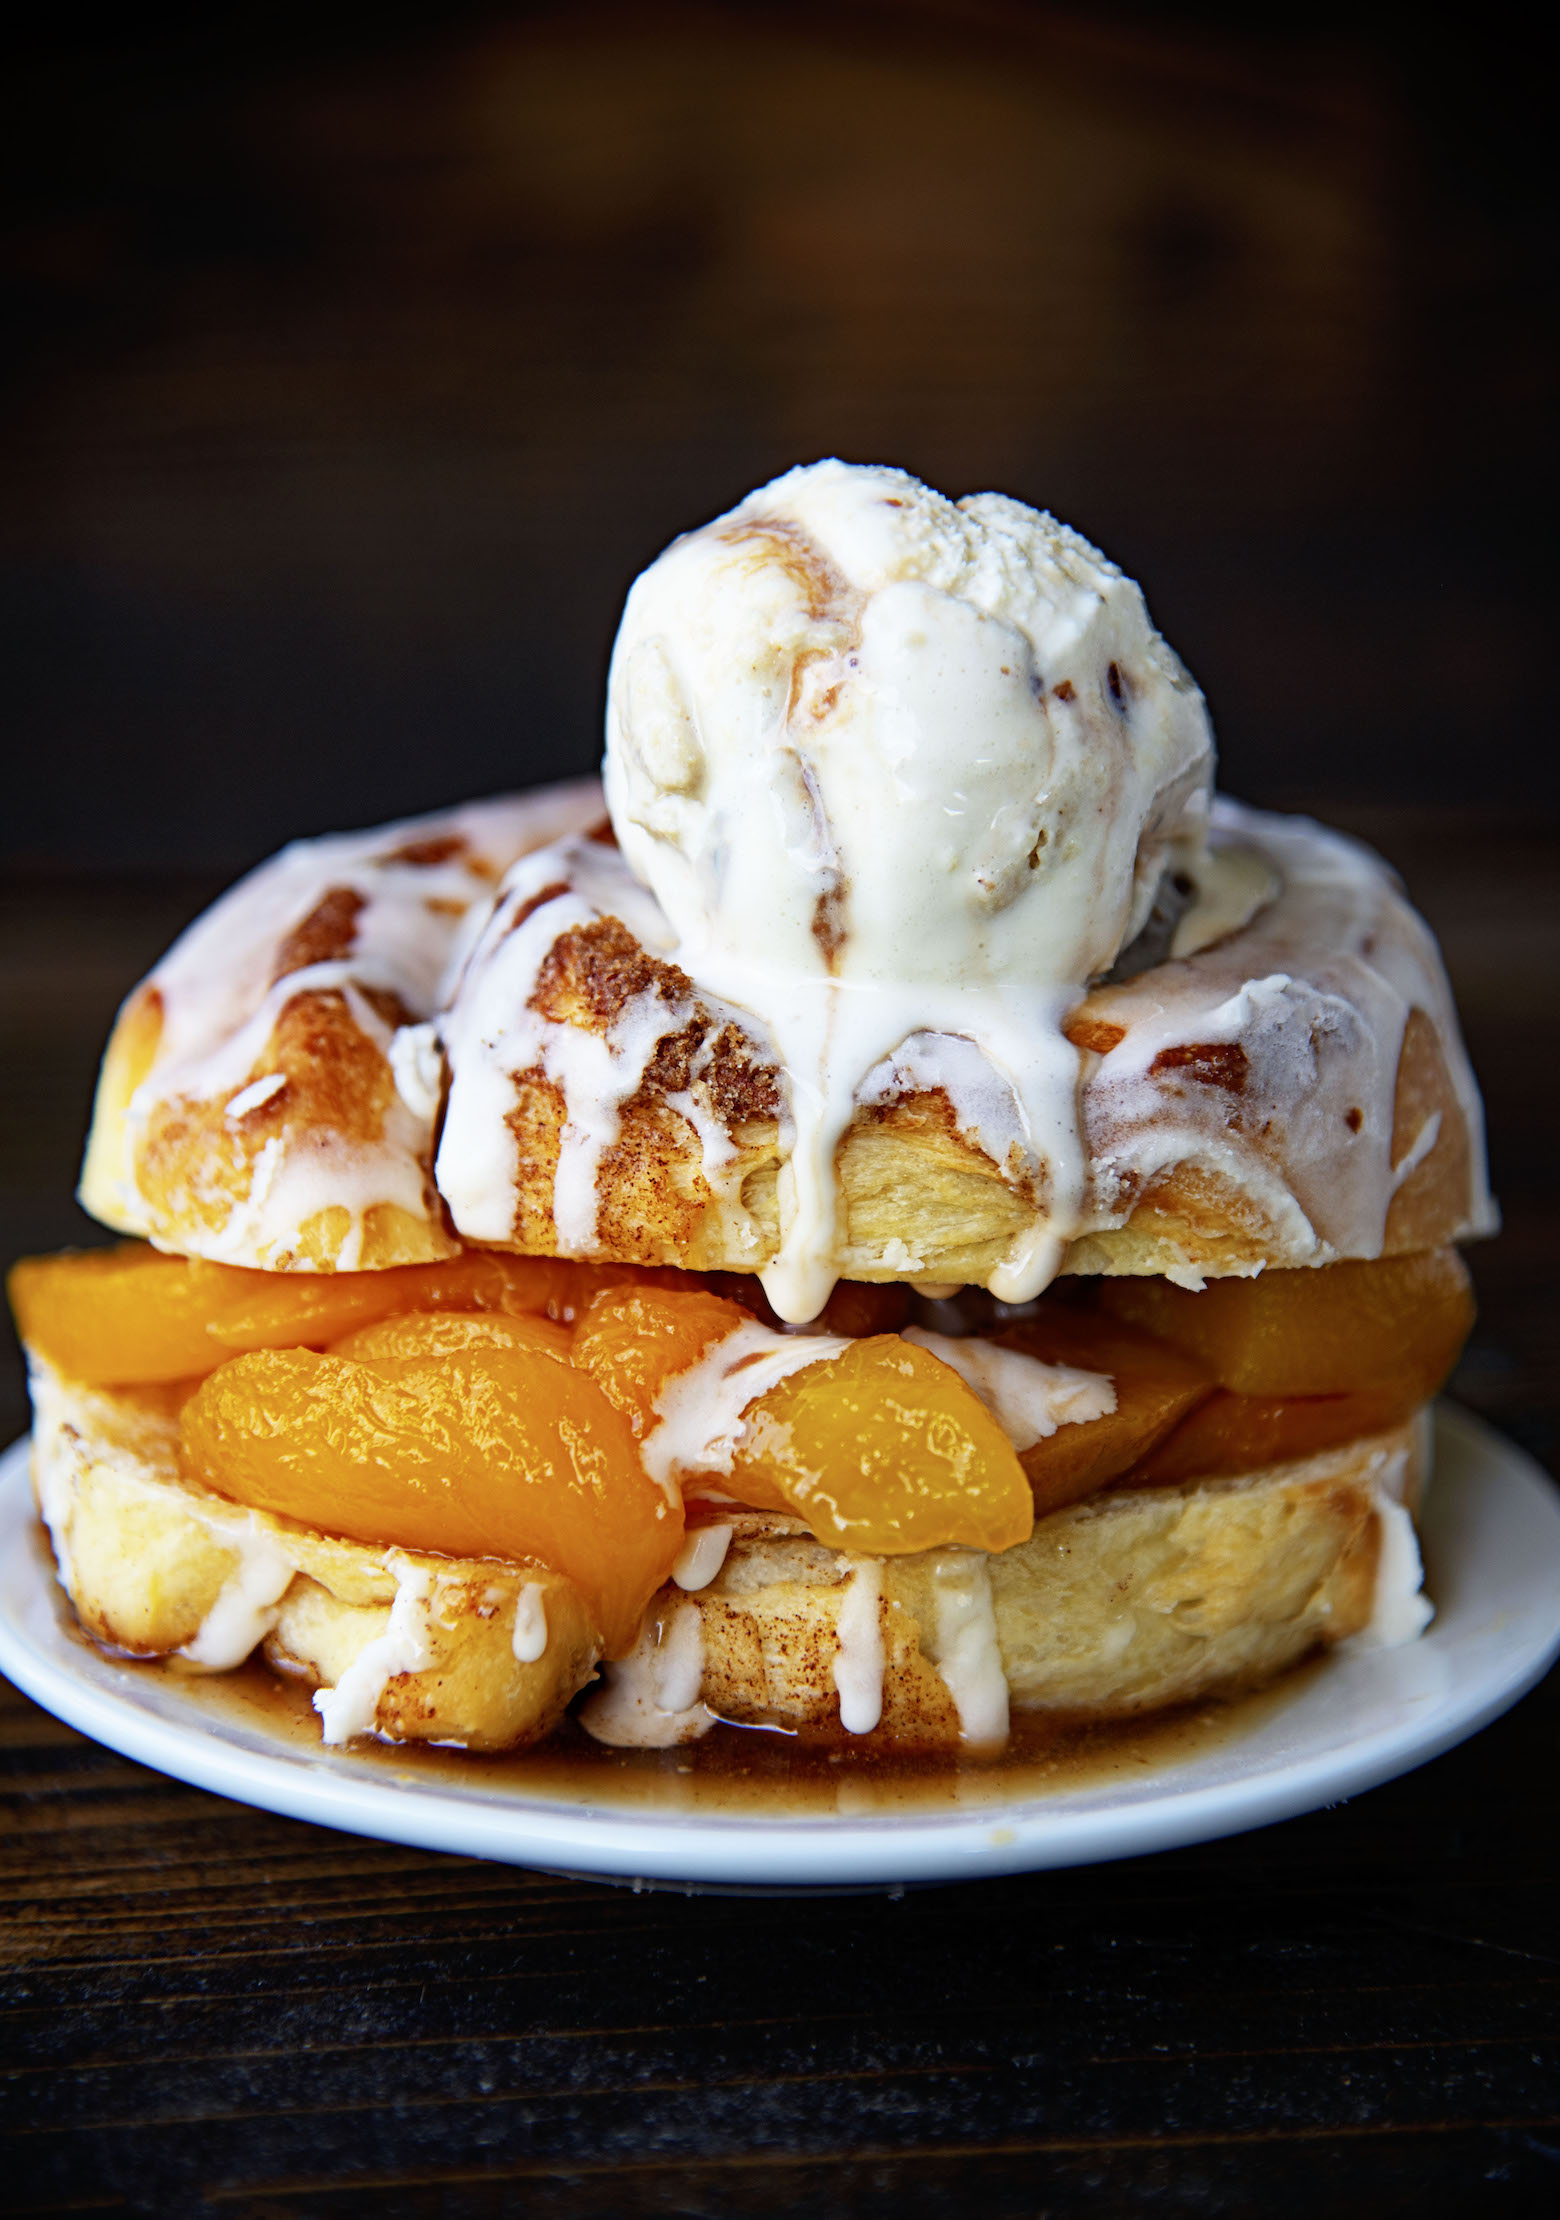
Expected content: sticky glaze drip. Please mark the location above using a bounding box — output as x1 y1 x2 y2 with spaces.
833 1557 886 1734
177 1514 295 1671
314 1555 435 1743
577 1603 715 1747
511 1582 549 1664
902 1326 1114 1450
1340 1427 1435 1652
671 1524 734 1592
928 1551 1010 1745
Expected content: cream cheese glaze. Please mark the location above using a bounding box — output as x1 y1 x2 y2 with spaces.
833 1557 887 1734
313 1554 437 1744
579 1601 716 1746
1340 1416 1436 1652
928 1551 1010 1745
901 1326 1114 1450
601 460 1260 1320
641 1319 851 1498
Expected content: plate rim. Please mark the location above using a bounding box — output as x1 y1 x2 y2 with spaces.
1 1405 1557 1888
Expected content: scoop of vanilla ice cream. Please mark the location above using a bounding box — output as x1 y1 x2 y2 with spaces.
604 459 1214 994
601 459 1219 1319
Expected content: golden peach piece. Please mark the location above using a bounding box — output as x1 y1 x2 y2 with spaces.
991 1306 1214 1516
733 1336 1033 1556
1131 1384 1423 1486
179 1342 680 1655
1100 1248 1473 1400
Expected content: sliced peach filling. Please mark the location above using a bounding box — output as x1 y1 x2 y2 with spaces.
179 1320 676 1657
10 1244 1473 1646
575 1288 1033 1555
7 1243 699 1387
1100 1248 1474 1404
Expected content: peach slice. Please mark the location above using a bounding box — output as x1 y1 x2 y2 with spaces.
734 1335 1034 1555
1129 1383 1422 1486
1100 1248 1473 1401
179 1342 680 1655
328 1311 575 1364
572 1287 751 1438
990 1306 1213 1517
575 1287 1033 1555
7 1242 691 1386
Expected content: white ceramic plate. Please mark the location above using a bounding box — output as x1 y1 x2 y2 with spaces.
1 1406 1557 1891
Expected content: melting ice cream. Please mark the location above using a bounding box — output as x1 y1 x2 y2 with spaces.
604 460 1241 1320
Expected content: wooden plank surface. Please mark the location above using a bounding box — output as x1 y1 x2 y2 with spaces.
3 1671 1559 2215
1 823 1558 2216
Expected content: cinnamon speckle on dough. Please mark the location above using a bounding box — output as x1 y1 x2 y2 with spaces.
506 882 572 938
1149 1040 1250 1094
1064 1015 1127 1056
530 916 782 1126
273 886 365 980
382 834 468 867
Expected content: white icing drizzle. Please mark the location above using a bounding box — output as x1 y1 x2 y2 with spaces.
438 837 774 1256
672 1524 734 1591
859 1032 1032 1183
1340 1440 1435 1652
928 1551 1010 1745
1357 1492 1435 1648
389 1021 445 1124
223 1073 287 1121
833 1557 886 1734
577 1604 716 1746
93 783 603 1267
314 1555 436 1743
1077 801 1496 1271
902 1326 1114 1451
1391 1112 1443 1191
511 1581 549 1664
641 1318 849 1496
177 1514 295 1670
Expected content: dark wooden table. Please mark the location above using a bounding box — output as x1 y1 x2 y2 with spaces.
3 812 1558 2218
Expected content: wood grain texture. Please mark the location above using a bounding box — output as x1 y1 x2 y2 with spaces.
2 1672 1560 2216
2 821 1558 2214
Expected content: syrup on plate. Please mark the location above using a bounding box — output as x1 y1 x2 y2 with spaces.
157 1643 1325 1820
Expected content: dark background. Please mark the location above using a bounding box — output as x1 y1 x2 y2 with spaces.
3 7 1559 2214
3 0 1555 871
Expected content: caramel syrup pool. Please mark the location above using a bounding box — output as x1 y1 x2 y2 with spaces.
148 1643 1326 1821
